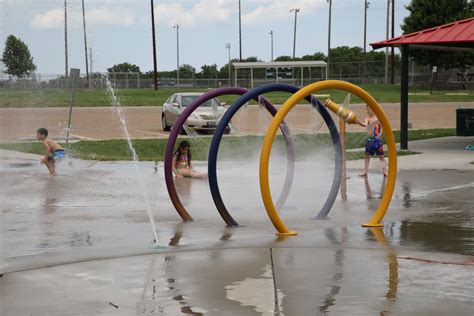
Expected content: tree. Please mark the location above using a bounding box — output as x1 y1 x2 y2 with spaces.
1 35 36 78
179 64 195 79
107 62 140 73
301 52 326 61
199 64 218 79
401 0 474 72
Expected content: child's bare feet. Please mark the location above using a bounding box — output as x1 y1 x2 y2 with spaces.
359 171 368 177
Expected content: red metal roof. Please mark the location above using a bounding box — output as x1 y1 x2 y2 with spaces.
371 17 474 49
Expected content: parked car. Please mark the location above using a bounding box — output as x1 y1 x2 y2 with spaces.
161 93 230 133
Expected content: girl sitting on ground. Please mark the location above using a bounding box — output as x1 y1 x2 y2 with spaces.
359 106 388 177
172 140 207 179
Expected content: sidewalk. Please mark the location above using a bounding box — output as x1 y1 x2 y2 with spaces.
346 136 474 171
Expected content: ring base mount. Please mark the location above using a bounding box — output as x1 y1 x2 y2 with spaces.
361 223 384 227
276 231 298 236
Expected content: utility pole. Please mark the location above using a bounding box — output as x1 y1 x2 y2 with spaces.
364 0 370 84
226 43 231 85
238 0 242 61
390 0 395 84
327 0 332 79
269 30 274 61
89 47 93 74
174 24 180 86
385 0 390 84
150 0 158 90
81 0 90 88
290 8 300 59
64 0 68 78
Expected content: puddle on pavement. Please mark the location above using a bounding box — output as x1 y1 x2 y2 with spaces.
6 162 36 168
137 256 208 315
225 264 285 315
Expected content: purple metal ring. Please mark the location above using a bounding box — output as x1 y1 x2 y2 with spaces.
163 87 295 226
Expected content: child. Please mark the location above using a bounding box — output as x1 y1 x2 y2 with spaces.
172 140 207 179
36 128 65 176
358 106 388 177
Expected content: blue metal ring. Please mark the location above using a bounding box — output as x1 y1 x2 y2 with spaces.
208 83 342 223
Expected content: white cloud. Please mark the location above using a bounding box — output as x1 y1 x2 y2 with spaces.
31 8 64 29
242 0 325 26
153 0 231 27
31 6 135 30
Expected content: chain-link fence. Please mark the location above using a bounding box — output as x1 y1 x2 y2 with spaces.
1 61 472 90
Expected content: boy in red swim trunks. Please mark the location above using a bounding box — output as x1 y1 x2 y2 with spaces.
359 106 388 177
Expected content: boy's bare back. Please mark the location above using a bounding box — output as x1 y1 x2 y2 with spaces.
43 138 62 152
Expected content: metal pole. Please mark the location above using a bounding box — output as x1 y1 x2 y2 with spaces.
238 0 242 61
364 0 369 84
339 117 347 201
150 0 158 90
234 68 238 86
250 68 253 88
226 43 231 85
89 47 92 74
64 0 68 78
174 24 180 86
327 0 332 79
269 30 274 61
81 0 90 88
390 0 395 84
400 45 409 150
301 67 303 86
385 0 390 84
290 8 300 59
66 68 80 146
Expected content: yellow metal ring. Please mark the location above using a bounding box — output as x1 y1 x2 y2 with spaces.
259 80 397 235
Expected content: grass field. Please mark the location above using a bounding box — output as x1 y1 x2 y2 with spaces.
1 84 472 108
0 128 453 161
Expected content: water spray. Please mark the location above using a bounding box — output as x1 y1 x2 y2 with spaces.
103 75 166 249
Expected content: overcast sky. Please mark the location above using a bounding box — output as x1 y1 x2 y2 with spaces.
1 0 410 75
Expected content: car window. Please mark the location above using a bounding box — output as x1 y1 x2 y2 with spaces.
181 96 219 107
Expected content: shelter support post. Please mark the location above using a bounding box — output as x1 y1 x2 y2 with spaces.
251 68 254 88
234 68 238 87
400 44 409 150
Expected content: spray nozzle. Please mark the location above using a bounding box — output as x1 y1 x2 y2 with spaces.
323 98 361 125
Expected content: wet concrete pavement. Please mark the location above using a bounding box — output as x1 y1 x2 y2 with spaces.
1 145 473 315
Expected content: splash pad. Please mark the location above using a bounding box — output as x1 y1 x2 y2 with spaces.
164 80 397 236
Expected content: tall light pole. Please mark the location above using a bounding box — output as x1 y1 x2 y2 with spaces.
385 0 390 84
174 24 180 86
81 0 90 88
327 0 332 79
238 0 242 61
64 0 68 78
226 43 231 85
363 1 370 84
290 8 300 59
150 0 158 90
269 30 274 61
390 0 395 84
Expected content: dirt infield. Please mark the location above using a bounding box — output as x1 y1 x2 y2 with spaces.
1 102 472 142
